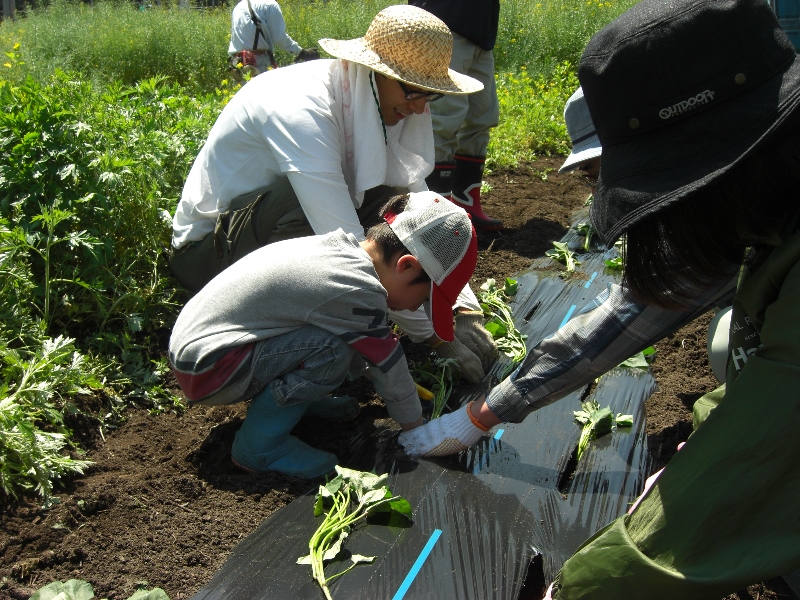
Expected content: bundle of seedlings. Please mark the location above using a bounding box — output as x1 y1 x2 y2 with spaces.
297 466 412 600
410 357 460 420
478 277 527 380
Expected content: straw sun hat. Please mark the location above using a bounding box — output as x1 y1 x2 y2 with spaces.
318 5 483 95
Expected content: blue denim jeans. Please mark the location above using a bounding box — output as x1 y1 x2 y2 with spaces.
247 325 355 407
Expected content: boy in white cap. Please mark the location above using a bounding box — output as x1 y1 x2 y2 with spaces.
169 192 477 479
170 4 495 386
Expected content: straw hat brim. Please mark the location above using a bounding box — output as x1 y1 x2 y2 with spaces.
318 37 484 95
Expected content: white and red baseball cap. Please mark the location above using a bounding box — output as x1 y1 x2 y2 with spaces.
383 191 478 341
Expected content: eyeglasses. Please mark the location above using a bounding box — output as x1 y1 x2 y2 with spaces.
578 174 598 188
575 161 599 188
397 80 445 102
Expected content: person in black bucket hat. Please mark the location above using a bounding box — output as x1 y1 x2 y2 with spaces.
401 1 800 595
541 0 800 598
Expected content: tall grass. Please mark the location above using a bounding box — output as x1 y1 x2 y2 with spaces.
495 0 636 77
3 0 637 90
4 0 232 90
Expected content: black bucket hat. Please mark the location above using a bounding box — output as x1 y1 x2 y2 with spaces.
580 0 800 246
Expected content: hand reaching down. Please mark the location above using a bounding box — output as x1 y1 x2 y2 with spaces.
398 402 488 457
434 311 497 384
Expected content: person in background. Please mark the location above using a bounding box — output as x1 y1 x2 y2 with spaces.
169 193 478 479
557 86 601 199
410 0 800 596
228 0 317 76
172 5 497 384
408 0 504 231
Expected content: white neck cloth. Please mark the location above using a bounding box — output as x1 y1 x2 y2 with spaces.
332 59 434 206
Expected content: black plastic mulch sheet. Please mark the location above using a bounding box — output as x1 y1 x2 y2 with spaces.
192 219 656 600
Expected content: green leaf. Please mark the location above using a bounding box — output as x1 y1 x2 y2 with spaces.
30 579 95 600
483 318 508 338
616 414 634 427
322 530 349 561
127 589 170 600
503 277 518 296
619 352 649 369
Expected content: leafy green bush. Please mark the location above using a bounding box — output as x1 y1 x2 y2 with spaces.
0 334 96 506
0 74 216 339
0 74 220 502
489 61 579 168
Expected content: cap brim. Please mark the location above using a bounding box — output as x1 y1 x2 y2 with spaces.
558 140 603 173
427 282 455 342
318 38 484 95
427 226 478 342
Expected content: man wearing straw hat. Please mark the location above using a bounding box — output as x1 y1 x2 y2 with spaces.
169 5 497 385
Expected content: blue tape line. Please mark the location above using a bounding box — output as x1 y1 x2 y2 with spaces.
392 529 443 600
559 305 577 329
584 271 598 288
494 428 505 440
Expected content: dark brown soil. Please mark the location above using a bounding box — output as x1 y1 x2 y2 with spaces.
0 158 795 600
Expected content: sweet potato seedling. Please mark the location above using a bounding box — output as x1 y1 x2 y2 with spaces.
604 255 623 271
546 241 580 274
297 466 412 600
411 357 460 419
479 278 527 380
619 346 656 369
574 220 595 252
573 400 633 461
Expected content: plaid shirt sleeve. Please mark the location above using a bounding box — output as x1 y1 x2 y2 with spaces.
486 281 736 423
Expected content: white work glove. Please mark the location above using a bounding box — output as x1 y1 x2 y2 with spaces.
398 402 487 457
434 311 498 384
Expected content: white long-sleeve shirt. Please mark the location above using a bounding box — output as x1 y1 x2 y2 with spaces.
172 60 432 249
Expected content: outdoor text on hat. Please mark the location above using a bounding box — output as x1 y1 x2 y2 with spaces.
580 0 800 246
